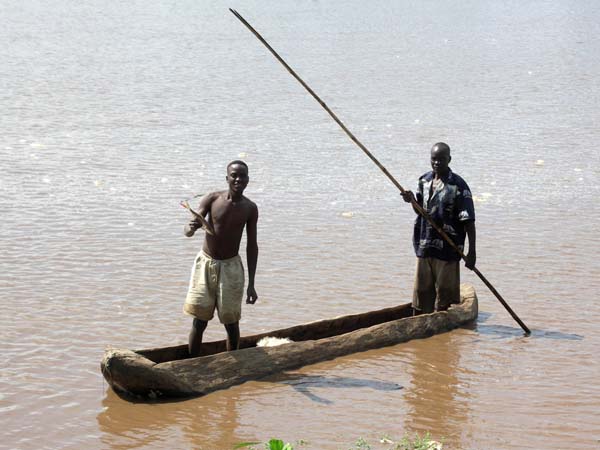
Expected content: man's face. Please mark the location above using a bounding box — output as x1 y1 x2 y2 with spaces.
430 146 451 176
226 164 249 195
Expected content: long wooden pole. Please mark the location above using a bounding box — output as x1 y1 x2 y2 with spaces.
230 8 530 335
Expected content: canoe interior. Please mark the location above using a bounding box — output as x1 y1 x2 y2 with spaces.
137 302 415 364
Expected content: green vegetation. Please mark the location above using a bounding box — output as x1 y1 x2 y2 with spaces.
353 437 372 449
234 433 442 450
395 433 443 450
234 439 300 450
347 433 442 450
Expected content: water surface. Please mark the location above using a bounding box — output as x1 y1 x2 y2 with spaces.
2 1 599 449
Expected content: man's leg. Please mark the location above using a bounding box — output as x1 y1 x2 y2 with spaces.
217 257 244 351
185 252 216 357
224 322 240 351
189 318 208 357
433 259 460 311
413 257 436 315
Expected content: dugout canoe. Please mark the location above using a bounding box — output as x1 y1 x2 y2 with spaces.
101 284 478 399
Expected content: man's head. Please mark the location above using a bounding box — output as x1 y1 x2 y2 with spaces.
226 160 249 196
430 142 451 177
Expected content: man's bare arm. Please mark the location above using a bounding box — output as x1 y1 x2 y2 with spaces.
245 204 259 304
184 193 215 237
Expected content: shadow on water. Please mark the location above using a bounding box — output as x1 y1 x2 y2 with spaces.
476 311 493 323
476 323 583 341
473 311 583 340
266 372 403 404
107 390 195 404
97 374 403 446
102 363 404 406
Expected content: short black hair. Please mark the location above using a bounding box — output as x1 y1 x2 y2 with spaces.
432 142 451 155
227 160 248 171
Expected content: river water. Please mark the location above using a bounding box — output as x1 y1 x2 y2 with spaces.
2 1 599 449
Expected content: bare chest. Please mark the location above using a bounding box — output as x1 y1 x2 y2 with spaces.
210 198 250 230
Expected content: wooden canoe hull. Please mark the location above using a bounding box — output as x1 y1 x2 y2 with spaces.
101 284 478 399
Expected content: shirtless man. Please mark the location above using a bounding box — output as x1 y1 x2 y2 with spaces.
183 160 258 355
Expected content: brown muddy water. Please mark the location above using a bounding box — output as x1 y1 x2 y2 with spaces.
2 1 600 449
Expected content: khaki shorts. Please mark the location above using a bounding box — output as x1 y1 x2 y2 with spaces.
412 257 460 313
183 251 245 324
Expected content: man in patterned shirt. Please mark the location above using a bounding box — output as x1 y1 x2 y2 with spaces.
401 142 476 314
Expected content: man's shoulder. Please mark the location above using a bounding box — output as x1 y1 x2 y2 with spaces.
206 190 226 200
242 195 258 211
447 170 470 188
199 191 224 208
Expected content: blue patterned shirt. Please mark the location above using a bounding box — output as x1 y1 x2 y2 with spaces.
413 169 475 261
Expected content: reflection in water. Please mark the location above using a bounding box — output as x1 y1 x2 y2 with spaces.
268 372 402 404
98 390 242 449
404 333 470 444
